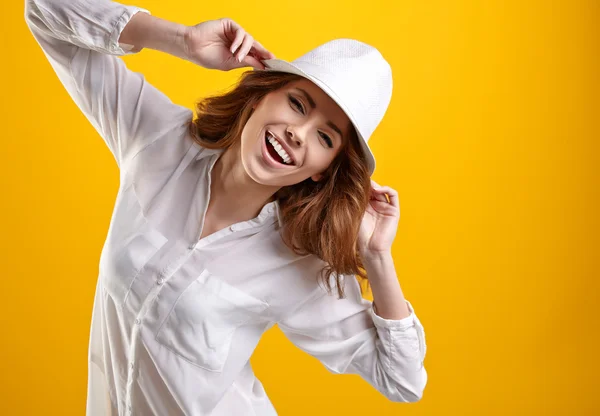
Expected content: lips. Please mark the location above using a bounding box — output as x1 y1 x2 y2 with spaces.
265 132 287 165
266 130 296 165
261 130 293 169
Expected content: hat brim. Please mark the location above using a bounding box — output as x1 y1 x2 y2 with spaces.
256 58 376 175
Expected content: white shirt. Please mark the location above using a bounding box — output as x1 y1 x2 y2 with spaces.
25 0 428 414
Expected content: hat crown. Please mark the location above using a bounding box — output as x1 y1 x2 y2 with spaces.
261 38 392 174
290 39 393 143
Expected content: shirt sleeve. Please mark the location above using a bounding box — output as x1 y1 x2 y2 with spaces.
24 0 193 170
277 274 428 403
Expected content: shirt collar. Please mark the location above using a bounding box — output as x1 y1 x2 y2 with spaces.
267 199 283 229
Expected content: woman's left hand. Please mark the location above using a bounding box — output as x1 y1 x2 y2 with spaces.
358 180 400 258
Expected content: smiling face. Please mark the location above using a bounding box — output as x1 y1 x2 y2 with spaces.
239 78 353 186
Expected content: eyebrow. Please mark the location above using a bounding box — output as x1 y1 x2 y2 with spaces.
295 88 344 140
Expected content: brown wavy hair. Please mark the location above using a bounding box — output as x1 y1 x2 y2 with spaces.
187 70 372 298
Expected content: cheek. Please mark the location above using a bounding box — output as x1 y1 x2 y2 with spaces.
240 115 262 148
309 147 335 169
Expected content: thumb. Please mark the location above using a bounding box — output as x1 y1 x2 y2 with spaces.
232 54 266 70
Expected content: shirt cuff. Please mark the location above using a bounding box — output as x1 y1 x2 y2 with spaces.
109 8 151 55
369 299 417 330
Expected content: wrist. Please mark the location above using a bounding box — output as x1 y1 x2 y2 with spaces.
120 12 188 59
362 250 394 269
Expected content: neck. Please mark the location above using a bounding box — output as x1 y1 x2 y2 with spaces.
209 142 279 222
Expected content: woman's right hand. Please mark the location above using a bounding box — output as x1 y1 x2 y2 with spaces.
183 18 276 71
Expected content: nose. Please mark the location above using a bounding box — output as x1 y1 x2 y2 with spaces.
286 126 306 147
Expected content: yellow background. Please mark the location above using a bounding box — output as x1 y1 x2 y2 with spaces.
2 0 598 414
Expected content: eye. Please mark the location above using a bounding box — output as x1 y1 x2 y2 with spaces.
288 94 305 114
288 94 334 149
319 131 333 148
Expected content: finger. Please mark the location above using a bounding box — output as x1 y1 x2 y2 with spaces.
247 49 265 64
371 184 396 195
371 185 396 199
370 191 388 203
240 53 266 70
230 27 245 55
251 39 276 59
376 186 399 208
222 19 244 53
370 200 397 214
236 33 254 62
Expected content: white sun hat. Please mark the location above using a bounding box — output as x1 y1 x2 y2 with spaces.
256 38 393 175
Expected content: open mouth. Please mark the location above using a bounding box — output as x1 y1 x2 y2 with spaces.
265 131 295 166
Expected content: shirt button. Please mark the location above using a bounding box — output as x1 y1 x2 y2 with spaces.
157 278 164 285
229 225 235 232
134 318 141 325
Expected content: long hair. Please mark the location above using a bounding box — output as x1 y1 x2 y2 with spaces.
188 70 372 298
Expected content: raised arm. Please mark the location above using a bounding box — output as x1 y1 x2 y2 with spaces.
24 0 193 170
278 274 427 403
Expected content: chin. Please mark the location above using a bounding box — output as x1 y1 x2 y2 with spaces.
240 156 273 185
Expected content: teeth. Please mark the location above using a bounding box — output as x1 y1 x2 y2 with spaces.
267 132 292 165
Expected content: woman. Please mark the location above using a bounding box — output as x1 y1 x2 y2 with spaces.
25 0 427 414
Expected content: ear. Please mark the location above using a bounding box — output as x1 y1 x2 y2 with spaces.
311 173 323 182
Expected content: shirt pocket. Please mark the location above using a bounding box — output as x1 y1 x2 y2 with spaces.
100 219 168 304
154 269 269 372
